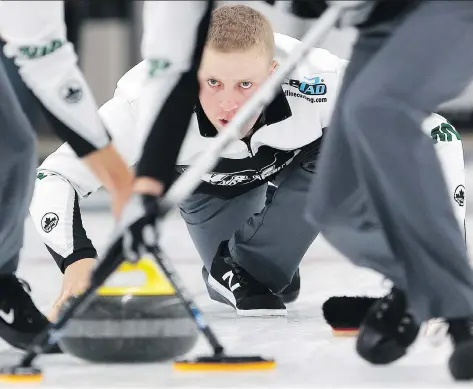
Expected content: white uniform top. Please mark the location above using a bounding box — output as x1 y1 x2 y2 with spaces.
30 34 466 263
37 34 348 198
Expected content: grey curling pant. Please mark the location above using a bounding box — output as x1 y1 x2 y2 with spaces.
306 1 473 322
0 60 37 275
179 146 320 293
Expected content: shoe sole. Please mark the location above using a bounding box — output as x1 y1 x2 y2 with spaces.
236 308 287 317
280 290 299 304
203 266 298 304
207 274 287 317
205 276 234 307
449 339 473 380
0 320 34 350
0 321 62 354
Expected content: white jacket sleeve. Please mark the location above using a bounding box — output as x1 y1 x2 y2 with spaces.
274 32 349 135
29 62 151 271
29 173 97 272
425 114 466 238
313 51 349 129
37 63 150 198
0 1 111 157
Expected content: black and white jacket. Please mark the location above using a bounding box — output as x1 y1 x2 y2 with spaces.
36 33 349 199
29 33 464 271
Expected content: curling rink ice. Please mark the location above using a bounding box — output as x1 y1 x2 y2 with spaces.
3 140 473 389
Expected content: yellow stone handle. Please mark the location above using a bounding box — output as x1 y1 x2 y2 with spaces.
97 257 175 296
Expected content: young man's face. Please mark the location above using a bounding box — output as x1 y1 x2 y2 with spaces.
198 46 277 136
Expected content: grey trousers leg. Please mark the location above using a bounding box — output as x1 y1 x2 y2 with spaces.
229 148 320 292
179 148 320 293
0 61 37 275
179 185 267 272
306 1 473 321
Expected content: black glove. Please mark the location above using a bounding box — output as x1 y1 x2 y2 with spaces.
116 193 168 263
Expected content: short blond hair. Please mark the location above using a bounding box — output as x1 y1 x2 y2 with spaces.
207 5 274 57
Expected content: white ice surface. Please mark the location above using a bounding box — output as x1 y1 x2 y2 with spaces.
2 158 473 389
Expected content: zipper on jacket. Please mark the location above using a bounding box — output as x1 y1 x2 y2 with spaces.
241 136 266 181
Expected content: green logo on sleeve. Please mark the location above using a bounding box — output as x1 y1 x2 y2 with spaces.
149 59 171 77
431 122 461 144
19 39 64 59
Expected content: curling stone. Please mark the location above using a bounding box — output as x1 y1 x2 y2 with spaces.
58 258 198 363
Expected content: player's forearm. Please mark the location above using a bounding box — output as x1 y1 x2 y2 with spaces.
135 62 202 191
0 1 116 157
133 62 199 190
136 96 192 192
134 63 199 190
6 40 113 157
133 177 165 197
135 1 213 192
81 144 134 197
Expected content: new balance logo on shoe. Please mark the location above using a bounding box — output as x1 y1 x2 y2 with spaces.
222 270 240 292
207 241 287 317
0 309 14 324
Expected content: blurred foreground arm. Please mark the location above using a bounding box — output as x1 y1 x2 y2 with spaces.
0 1 133 217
